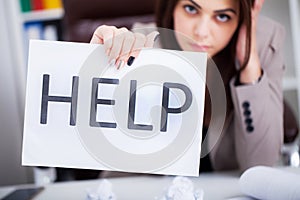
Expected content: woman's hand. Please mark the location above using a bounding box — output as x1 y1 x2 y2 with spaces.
90 25 159 69
236 0 265 84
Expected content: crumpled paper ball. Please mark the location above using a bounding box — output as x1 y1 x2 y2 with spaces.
86 179 117 200
162 176 204 200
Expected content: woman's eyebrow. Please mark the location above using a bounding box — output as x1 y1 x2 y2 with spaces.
188 0 237 15
214 9 237 15
188 0 201 9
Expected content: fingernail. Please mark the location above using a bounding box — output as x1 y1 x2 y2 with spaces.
154 33 160 41
109 59 116 67
127 56 135 66
117 60 125 69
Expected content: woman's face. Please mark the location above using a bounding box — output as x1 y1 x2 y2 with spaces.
173 0 240 57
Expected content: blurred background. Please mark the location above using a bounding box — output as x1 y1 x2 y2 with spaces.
0 0 299 186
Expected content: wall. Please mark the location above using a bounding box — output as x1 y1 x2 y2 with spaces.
0 0 32 186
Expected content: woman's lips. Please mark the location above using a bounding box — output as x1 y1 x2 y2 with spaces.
190 43 211 52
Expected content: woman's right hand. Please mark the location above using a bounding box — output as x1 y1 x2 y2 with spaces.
90 25 159 69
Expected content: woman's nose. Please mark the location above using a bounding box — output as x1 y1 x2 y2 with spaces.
194 17 211 39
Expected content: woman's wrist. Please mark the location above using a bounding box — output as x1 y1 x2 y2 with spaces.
239 54 262 84
236 54 263 85
235 70 263 86
239 68 262 85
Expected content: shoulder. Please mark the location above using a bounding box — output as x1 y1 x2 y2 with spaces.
256 16 285 81
257 15 286 52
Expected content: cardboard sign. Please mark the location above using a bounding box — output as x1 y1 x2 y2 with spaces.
22 40 207 176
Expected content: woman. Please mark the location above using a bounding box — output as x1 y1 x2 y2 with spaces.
90 0 285 172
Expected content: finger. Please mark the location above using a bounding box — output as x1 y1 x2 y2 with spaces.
108 27 128 62
103 27 116 56
131 32 147 56
133 32 147 48
236 24 247 64
115 31 135 69
119 33 147 68
117 50 139 69
144 31 160 47
90 25 115 55
115 32 147 69
90 32 104 44
98 26 117 56
252 0 265 18
126 33 147 65
90 25 108 44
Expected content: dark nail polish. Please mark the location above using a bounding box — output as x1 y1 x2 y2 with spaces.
154 34 160 42
127 56 135 66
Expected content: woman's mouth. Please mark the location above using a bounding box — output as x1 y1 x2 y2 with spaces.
189 43 211 52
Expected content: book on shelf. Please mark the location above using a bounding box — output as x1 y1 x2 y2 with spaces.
42 0 62 9
20 0 62 12
22 20 62 64
23 20 62 41
43 20 62 41
24 22 43 40
20 0 31 12
31 0 43 10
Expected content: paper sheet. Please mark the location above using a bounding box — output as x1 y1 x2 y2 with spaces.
22 40 207 176
239 166 300 200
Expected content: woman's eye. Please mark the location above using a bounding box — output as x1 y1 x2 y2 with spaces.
216 14 231 22
184 5 197 14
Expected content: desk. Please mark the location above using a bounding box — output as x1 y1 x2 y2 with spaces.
0 172 242 200
1 168 299 200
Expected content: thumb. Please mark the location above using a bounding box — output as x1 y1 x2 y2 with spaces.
145 31 160 47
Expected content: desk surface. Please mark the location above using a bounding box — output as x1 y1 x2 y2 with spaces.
1 168 299 200
0 172 242 200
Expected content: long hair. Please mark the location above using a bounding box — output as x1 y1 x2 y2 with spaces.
155 0 255 126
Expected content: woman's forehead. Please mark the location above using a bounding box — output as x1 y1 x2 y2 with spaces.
180 0 239 11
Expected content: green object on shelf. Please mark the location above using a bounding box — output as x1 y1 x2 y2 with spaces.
19 0 31 12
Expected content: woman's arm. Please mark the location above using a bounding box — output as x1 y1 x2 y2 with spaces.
236 0 265 84
231 16 285 171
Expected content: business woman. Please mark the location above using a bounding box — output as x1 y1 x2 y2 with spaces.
90 0 285 172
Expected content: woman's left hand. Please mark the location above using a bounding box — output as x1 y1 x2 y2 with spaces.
236 0 265 84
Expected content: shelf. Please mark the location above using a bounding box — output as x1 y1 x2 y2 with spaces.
21 8 64 23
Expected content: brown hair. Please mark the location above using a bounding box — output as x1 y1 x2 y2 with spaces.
155 0 255 126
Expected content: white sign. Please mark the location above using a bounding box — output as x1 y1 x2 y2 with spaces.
22 40 207 176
